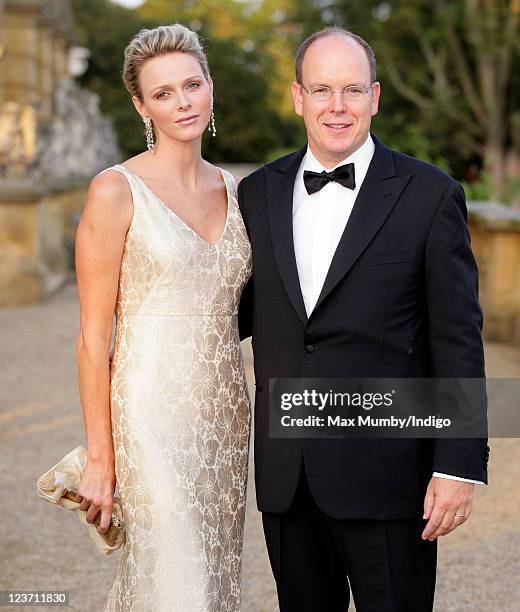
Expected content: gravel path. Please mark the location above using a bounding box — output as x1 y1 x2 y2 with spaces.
0 283 518 611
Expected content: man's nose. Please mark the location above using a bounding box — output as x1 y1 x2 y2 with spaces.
330 90 347 113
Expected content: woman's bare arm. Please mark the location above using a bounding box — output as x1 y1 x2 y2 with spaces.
75 169 132 532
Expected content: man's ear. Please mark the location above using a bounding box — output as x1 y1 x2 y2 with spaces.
370 82 381 117
292 81 304 117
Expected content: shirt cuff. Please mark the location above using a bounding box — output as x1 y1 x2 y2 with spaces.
433 472 484 485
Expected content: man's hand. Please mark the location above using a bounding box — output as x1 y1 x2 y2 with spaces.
422 476 474 541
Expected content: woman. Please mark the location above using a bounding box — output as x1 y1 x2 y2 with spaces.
75 24 252 611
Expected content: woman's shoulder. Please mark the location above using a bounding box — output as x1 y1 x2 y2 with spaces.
212 164 238 196
83 166 133 224
110 151 149 177
218 166 236 183
88 168 130 204
201 159 233 183
90 152 150 195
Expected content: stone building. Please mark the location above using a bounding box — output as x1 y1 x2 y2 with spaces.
468 204 520 344
0 0 119 306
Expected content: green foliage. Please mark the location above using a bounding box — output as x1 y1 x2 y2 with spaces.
70 0 519 193
331 0 520 195
71 0 147 156
70 0 301 161
461 173 493 202
202 37 296 163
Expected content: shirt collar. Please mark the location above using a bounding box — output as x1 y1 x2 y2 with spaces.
300 133 375 176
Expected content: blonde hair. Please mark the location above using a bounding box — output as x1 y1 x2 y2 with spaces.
123 24 210 100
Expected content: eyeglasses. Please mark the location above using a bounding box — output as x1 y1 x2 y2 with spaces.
301 84 372 102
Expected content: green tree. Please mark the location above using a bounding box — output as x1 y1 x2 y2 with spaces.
203 37 289 162
71 0 147 156
137 0 304 159
331 0 520 203
72 0 302 161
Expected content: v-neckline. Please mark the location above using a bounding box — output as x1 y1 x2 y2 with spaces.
119 164 231 248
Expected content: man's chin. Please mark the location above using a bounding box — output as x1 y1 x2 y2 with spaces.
322 139 355 158
309 136 357 164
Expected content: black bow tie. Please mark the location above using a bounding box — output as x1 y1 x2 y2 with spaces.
303 163 356 195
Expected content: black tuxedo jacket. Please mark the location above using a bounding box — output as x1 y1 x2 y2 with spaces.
237 134 489 519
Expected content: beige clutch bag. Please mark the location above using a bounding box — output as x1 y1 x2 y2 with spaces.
36 445 125 555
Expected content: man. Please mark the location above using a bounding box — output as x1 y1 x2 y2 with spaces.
238 27 489 612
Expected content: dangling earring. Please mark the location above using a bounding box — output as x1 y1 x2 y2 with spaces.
143 116 155 152
208 107 216 138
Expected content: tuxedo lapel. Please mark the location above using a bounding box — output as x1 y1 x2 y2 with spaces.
312 137 412 314
265 147 308 324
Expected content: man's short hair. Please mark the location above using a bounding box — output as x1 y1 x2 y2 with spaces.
295 27 377 85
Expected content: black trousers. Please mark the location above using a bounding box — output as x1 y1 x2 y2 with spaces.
262 463 437 612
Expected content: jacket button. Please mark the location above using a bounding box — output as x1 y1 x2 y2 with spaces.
305 344 316 353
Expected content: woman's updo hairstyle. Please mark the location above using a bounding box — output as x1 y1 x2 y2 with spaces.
123 24 210 100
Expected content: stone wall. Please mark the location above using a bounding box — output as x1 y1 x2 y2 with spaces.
468 203 520 345
0 0 73 122
0 181 46 305
0 0 118 307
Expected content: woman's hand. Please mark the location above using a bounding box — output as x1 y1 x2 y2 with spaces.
76 456 116 534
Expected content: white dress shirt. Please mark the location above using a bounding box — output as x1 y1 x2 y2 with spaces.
293 135 375 316
292 135 482 485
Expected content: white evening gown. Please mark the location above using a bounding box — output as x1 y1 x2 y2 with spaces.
103 164 252 611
